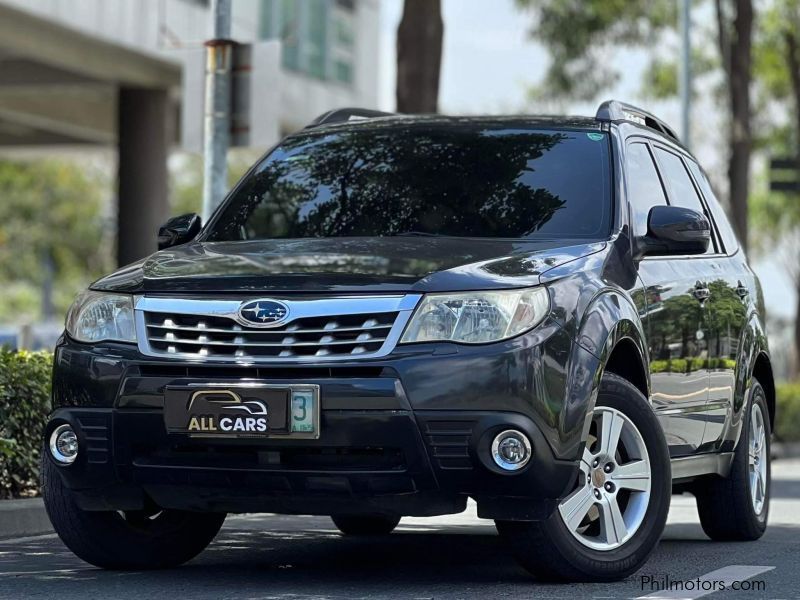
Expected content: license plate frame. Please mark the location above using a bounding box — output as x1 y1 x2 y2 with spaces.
164 383 320 440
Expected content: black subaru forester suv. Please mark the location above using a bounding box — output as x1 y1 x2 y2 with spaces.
43 101 773 582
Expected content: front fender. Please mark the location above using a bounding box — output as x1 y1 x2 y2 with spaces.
552 278 649 462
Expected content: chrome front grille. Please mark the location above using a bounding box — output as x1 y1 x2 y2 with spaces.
135 295 420 362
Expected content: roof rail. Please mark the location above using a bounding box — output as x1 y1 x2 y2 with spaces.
306 108 397 129
595 100 681 145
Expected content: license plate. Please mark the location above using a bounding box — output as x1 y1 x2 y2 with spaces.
164 384 320 439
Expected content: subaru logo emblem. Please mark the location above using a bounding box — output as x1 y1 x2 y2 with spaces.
237 299 290 328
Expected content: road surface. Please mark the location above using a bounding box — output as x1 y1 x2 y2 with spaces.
1 460 799 599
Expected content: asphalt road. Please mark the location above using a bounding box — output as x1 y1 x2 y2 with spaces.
1 460 799 600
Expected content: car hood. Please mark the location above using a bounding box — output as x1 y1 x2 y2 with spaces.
91 237 606 294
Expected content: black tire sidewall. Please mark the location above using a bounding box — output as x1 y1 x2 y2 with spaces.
41 452 225 569
331 514 400 535
736 381 771 527
538 374 671 576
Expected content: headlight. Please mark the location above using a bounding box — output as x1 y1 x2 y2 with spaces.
65 291 136 344
401 287 550 344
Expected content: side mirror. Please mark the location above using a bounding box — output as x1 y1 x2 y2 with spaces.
636 205 710 258
158 213 202 250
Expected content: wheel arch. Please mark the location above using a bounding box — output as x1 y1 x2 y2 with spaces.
752 352 775 432
602 337 649 401
565 289 651 456
726 312 775 449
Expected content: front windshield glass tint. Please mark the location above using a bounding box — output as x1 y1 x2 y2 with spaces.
205 123 612 241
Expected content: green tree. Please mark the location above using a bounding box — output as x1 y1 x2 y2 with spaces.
515 0 756 252
0 160 111 324
750 1 800 375
515 1 675 101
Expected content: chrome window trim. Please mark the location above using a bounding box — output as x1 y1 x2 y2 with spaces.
134 294 422 363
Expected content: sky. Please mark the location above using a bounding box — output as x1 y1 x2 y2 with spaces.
376 0 795 320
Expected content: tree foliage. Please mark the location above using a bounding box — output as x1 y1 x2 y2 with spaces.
748 1 800 375
514 0 676 101
515 0 755 255
0 160 111 323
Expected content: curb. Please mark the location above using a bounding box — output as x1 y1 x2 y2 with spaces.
0 498 53 540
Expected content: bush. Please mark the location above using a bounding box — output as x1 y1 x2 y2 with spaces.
689 357 706 372
0 350 52 498
776 382 800 443
669 358 688 374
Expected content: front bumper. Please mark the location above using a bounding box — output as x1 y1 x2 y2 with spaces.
47 320 590 520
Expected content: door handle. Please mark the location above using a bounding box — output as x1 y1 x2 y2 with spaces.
736 280 749 300
693 282 710 302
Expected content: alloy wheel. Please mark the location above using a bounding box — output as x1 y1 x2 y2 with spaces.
558 406 652 551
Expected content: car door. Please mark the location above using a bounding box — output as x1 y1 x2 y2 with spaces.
686 160 749 448
626 140 710 456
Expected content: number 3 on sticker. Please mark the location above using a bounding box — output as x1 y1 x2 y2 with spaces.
293 394 307 421
291 391 314 432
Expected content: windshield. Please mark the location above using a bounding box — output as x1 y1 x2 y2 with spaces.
204 123 612 241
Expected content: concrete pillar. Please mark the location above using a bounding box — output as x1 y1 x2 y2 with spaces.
117 87 169 266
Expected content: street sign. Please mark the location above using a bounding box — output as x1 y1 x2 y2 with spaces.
769 156 800 193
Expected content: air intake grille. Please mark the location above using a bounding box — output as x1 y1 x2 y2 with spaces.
143 311 399 359
424 420 475 470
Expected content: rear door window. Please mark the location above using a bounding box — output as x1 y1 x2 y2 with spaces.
686 160 739 254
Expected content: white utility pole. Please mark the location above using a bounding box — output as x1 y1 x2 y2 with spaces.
679 0 691 148
202 0 233 220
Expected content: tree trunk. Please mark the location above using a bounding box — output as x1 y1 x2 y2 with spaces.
722 0 754 253
396 0 443 114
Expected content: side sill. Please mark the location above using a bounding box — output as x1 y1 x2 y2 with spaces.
670 452 735 482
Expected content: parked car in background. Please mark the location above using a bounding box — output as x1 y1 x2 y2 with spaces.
42 102 774 581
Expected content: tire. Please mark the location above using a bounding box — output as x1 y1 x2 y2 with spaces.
495 373 671 582
41 453 226 570
695 378 770 541
331 514 401 535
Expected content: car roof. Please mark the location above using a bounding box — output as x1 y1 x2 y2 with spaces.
302 102 685 149
300 113 604 134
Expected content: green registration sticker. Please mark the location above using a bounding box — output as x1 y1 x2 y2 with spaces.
586 132 604 141
291 390 315 433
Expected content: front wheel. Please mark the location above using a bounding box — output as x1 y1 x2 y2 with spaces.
42 454 226 569
496 373 671 582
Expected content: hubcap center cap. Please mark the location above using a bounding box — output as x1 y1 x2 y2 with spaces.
591 468 607 488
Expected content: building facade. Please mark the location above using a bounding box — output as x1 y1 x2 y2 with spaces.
0 0 380 262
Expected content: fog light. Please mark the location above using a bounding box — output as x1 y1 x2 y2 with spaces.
49 424 78 465
491 430 531 471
